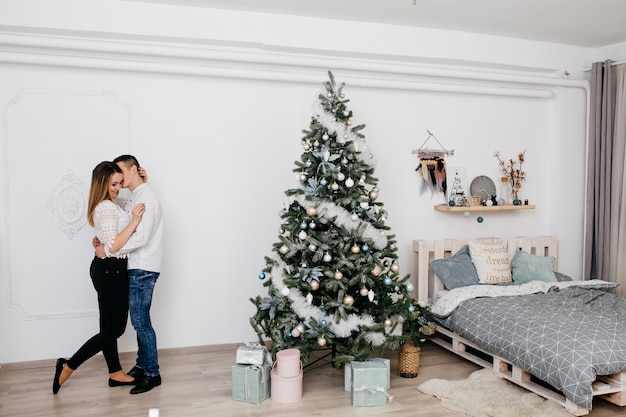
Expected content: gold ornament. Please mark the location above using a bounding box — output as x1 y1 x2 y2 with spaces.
390 264 400 273
359 287 369 296
351 244 360 254
334 270 343 280
346 119 352 126
343 295 355 306
299 173 307 183
384 318 393 327
369 190 378 201
306 206 317 216
317 337 327 346
310 280 320 291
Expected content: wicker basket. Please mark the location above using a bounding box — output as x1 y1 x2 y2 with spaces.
398 341 421 378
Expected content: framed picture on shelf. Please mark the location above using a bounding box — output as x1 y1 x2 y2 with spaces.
447 166 468 207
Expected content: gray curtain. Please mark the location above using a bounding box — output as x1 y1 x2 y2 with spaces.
583 60 615 281
609 64 626 296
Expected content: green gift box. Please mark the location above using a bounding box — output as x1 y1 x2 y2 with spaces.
232 363 271 404
351 361 391 407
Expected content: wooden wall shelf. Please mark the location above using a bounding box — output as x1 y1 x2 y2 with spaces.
434 204 535 212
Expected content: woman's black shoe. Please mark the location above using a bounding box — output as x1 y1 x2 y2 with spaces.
52 358 68 394
108 378 136 387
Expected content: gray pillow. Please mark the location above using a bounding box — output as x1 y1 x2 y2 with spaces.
429 245 480 290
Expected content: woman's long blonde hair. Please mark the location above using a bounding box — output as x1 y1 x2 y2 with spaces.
87 161 122 227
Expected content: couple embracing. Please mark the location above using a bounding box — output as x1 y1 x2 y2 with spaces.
53 155 163 395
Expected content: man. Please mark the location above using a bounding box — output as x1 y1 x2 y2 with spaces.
111 155 163 394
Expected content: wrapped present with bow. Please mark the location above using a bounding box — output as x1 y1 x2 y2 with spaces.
351 361 393 407
344 357 390 391
231 363 271 404
236 342 271 365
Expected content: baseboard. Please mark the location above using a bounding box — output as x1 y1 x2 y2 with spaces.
0 342 241 372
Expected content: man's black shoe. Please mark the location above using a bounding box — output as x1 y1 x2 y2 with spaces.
127 366 144 380
130 374 161 394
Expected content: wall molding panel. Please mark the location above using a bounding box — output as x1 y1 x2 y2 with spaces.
2 87 130 321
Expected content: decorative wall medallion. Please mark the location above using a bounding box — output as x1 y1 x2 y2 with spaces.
46 171 88 239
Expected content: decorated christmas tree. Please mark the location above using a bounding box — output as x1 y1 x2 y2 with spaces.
250 71 420 366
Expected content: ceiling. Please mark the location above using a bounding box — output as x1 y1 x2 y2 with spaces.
136 0 626 48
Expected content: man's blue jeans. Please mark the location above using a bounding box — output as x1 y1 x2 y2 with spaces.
128 269 160 377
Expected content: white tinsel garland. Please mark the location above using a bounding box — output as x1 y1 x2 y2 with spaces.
271 256 386 345
314 108 377 168
294 195 388 250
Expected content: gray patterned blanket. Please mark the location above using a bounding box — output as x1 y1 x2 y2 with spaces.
433 282 626 410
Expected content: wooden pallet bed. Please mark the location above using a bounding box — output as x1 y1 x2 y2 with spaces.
412 236 626 416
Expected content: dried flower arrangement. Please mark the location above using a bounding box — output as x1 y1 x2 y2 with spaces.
494 150 526 202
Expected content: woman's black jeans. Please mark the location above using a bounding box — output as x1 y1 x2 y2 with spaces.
67 256 129 373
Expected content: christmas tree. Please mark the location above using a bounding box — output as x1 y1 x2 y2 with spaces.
250 71 419 366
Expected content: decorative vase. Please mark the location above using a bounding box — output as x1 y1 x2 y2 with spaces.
512 184 521 204
398 341 421 378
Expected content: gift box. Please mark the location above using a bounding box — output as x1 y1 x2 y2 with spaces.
231 363 271 404
236 342 270 365
344 357 390 391
271 362 303 403
351 361 392 407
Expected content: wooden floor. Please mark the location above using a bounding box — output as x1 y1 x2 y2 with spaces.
1 342 625 417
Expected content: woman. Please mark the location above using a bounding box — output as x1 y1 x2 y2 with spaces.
52 161 146 394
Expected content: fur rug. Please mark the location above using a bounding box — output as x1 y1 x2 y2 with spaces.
417 369 573 417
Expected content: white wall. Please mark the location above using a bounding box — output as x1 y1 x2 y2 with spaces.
0 0 595 363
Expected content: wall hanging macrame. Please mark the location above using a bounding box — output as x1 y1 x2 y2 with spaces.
412 130 454 196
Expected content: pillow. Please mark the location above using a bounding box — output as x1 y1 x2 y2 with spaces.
511 249 557 284
468 240 512 284
554 271 573 282
429 245 480 290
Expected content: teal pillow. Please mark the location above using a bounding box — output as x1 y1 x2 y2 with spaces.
511 249 557 284
429 245 480 290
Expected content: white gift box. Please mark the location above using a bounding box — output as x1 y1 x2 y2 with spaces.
345 357 390 391
236 342 270 365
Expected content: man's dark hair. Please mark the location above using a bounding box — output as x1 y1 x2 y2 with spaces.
113 154 141 169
